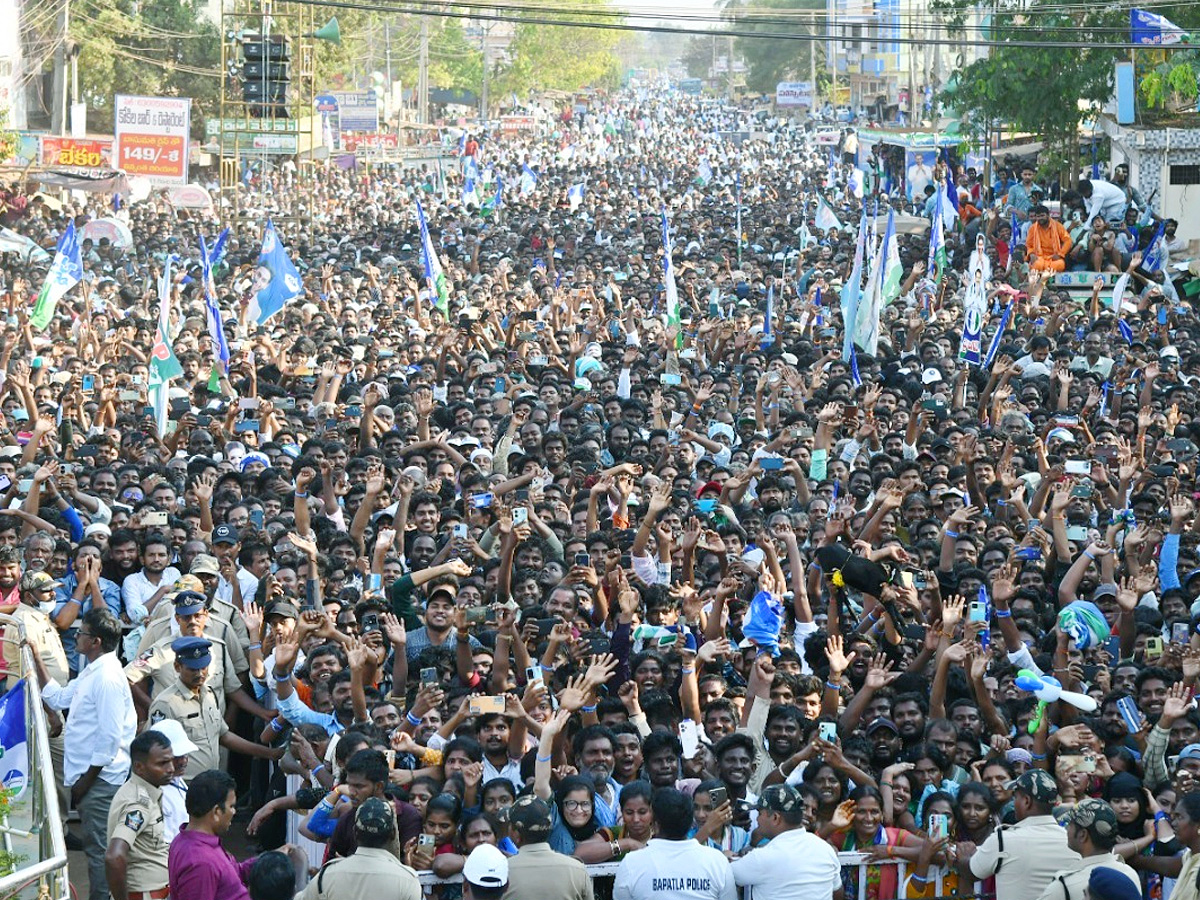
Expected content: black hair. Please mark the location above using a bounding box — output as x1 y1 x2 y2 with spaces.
185 769 237 817
248 851 296 900
651 787 694 840
131 729 172 763
345 748 389 786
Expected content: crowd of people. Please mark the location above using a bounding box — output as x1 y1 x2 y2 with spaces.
0 84 1196 900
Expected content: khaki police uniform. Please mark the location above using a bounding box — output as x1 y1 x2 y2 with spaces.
105 772 169 895
299 846 422 900
969 815 1082 900
1033 853 1140 900
126 634 240 709
3 602 68 687
137 608 250 677
148 681 227 779
505 842 594 900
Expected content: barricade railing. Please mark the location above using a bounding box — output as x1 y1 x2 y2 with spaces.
417 852 992 900
0 615 70 900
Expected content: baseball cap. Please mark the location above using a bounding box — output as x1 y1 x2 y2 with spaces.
20 571 61 594
757 784 803 814
354 797 397 841
865 717 900 736
463 844 508 888
1006 768 1059 803
174 575 205 594
265 600 300 621
1064 798 1119 840
190 554 220 577
1178 744 1200 761
212 524 239 545
83 523 112 539
171 636 212 669
507 795 552 836
148 717 200 756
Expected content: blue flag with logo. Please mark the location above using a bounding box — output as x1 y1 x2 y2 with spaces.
984 302 1013 369
248 222 302 326
0 680 28 798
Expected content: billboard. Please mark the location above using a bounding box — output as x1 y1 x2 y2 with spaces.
114 95 191 185
776 82 814 107
39 137 113 169
334 91 378 132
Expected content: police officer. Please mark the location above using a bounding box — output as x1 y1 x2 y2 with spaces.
126 591 242 713
139 568 250 662
105 729 174 900
1034 799 1140 900
299 797 422 900
960 769 1082 900
147 637 281 778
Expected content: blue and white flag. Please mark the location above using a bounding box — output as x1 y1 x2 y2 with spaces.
462 175 481 208
928 187 946 283
1119 317 1135 344
29 221 83 331
814 286 824 327
841 212 868 362
457 132 467 155
520 164 537 196
0 681 28 798
248 222 302 326
464 155 481 181
199 232 229 386
984 302 1012 369
698 158 713 185
1131 8 1188 44
567 183 585 212
815 196 843 232
849 342 863 387
1144 221 1167 273
416 199 451 318
960 274 987 366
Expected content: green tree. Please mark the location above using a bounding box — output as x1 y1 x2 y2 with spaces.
69 0 219 136
728 0 825 95
491 0 624 96
934 0 1119 178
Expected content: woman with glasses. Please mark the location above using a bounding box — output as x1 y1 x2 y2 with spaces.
532 710 601 856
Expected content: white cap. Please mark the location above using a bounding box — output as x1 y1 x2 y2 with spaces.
147 718 199 757
463 844 508 888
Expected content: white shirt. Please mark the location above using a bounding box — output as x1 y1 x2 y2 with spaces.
215 568 260 608
1085 180 1128 223
614 838 736 900
121 568 182 623
162 777 187 843
730 827 841 900
41 651 137 786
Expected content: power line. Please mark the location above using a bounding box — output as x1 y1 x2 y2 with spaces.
278 0 1198 50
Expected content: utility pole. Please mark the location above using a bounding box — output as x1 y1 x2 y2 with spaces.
418 17 429 124
52 0 68 135
385 19 392 121
727 35 734 98
480 24 488 121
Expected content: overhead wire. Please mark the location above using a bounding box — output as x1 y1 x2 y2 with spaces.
274 0 1199 50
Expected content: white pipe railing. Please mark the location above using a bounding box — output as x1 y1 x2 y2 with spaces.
0 616 70 900
417 853 991 899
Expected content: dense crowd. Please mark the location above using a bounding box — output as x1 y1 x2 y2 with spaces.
0 86 1197 900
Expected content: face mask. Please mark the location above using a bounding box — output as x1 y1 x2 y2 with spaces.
39 600 56 615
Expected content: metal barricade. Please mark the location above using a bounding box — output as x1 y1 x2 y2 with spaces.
417 853 989 900
0 614 70 900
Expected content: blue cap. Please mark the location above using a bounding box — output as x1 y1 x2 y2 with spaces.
171 637 212 669
173 591 207 616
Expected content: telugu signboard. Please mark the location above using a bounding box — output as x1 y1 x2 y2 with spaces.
39 137 113 169
114 95 191 185
776 82 814 108
341 133 398 152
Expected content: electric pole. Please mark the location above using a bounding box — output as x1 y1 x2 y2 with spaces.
418 17 429 124
52 0 68 135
